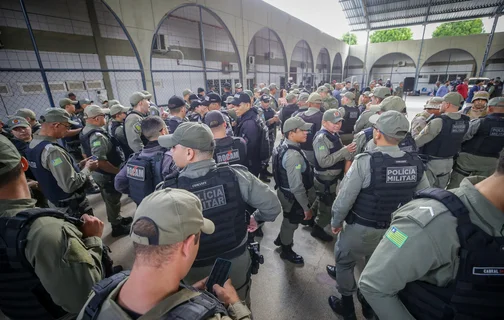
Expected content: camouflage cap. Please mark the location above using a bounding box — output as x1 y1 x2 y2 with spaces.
370 87 391 99
225 96 235 104
378 96 406 112
488 97 504 107
317 86 329 93
243 90 253 98
158 122 215 151
471 91 489 102
443 92 463 107
14 108 36 120
307 92 323 104
0 135 21 175
261 87 270 95
361 91 371 97
424 97 443 109
369 110 409 139
6 116 30 129
235 83 243 89
324 83 332 91
322 109 343 123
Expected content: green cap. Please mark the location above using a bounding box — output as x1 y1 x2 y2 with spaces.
235 83 243 89
243 90 253 98
378 96 406 112
488 97 504 107
225 96 235 104
131 188 215 246
471 91 489 102
307 92 323 103
41 108 78 125
261 87 270 95
108 99 120 108
324 83 332 91
158 122 215 151
182 89 192 97
59 98 77 108
369 110 409 139
14 108 36 120
323 109 343 123
443 92 463 107
141 90 152 96
343 92 355 100
361 91 371 97
269 83 278 90
317 86 329 93
6 116 30 129
84 105 110 118
283 117 312 134
129 91 152 106
371 87 391 99
291 89 300 95
291 84 299 90
110 104 130 116
253 88 260 93
298 92 309 102
78 98 93 105
286 92 297 102
0 135 21 175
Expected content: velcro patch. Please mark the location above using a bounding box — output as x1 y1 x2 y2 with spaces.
490 127 504 137
386 166 417 183
295 164 302 170
319 145 326 150
52 157 63 166
126 164 145 181
386 226 408 248
92 141 101 147
193 185 227 211
216 149 240 163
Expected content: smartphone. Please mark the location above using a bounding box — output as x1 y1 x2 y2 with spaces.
205 258 232 296
91 156 98 160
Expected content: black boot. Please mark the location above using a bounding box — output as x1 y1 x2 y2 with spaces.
274 235 282 246
120 216 133 225
328 295 357 320
300 217 314 227
280 244 304 264
311 224 333 242
263 167 273 177
358 289 375 319
326 265 336 279
111 223 131 237
259 173 271 183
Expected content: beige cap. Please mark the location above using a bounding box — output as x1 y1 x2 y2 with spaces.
129 91 152 106
131 188 215 246
235 83 243 89
378 96 406 112
0 135 21 175
59 98 77 108
41 108 78 125
307 92 323 104
261 87 270 95
322 109 343 123
443 92 463 107
361 91 371 97
6 116 30 129
371 87 391 99
471 91 489 102
14 108 36 120
324 83 332 91
84 105 110 118
283 117 312 133
182 89 192 97
343 92 355 100
298 92 309 102
110 104 130 116
488 97 504 107
369 110 409 139
159 122 215 151
108 99 120 108
269 83 278 90
317 86 329 93
425 97 443 109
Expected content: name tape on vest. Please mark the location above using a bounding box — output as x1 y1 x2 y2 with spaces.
193 185 227 211
216 149 240 163
473 267 504 276
451 122 467 134
386 166 417 183
490 127 504 137
350 111 359 119
126 164 145 181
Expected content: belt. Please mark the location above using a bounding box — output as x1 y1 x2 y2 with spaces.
453 164 471 177
345 211 390 229
192 236 248 268
56 195 86 208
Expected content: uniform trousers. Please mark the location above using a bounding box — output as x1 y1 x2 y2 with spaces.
313 177 337 228
447 153 497 189
93 172 122 226
424 158 453 189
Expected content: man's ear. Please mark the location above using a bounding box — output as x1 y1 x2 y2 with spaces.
20 157 29 172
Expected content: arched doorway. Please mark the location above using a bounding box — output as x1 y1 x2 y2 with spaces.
331 53 343 82
369 52 416 87
343 56 364 84
483 49 504 79
315 48 331 86
289 40 314 89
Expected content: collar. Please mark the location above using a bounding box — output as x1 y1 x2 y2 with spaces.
86 123 103 130
240 108 257 120
180 159 216 178
375 145 401 152
144 140 161 149
32 134 58 143
285 138 300 147
0 198 37 218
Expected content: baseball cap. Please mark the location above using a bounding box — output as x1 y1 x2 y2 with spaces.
260 87 270 95
110 104 130 116
225 96 235 104
6 116 30 129
141 90 152 96
243 90 253 98
235 83 243 89
307 92 323 104
471 91 489 102
223 82 231 88
231 92 251 105
269 83 278 90
488 97 504 107
298 92 309 102
369 110 409 139
189 94 200 102
378 96 406 112
197 87 205 93
59 98 78 108
15 108 36 120
424 97 443 109
79 98 93 105
343 92 355 100
370 87 391 99
291 89 300 95
202 93 221 106
190 99 203 110
0 135 22 175
286 92 297 102
322 110 343 123
40 108 78 125
324 83 332 90
167 95 186 109
317 86 329 93
159 122 215 151
361 91 371 97
130 91 151 106
182 89 193 96
253 88 260 93
443 92 463 107
260 94 271 102
204 110 225 128
130 188 215 246
84 105 110 118
108 100 120 108
283 117 312 134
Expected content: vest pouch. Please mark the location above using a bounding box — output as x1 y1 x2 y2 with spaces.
399 281 455 320
285 200 305 224
126 156 156 205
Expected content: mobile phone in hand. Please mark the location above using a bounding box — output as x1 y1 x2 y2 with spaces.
91 156 98 160
205 258 232 296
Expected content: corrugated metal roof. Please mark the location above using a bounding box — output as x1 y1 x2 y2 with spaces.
339 0 504 31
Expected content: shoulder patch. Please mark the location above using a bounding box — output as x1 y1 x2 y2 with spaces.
318 145 326 151
52 157 63 166
295 164 302 169
134 123 141 133
92 140 101 147
385 226 408 248
405 201 447 228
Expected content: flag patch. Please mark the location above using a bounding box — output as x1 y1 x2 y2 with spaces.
386 226 408 248
52 157 63 166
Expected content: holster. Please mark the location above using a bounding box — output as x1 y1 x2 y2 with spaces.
284 200 305 224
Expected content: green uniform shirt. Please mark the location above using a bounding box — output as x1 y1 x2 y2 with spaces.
82 124 113 161
313 130 351 178
323 96 339 110
410 110 432 139
354 108 378 133
359 177 504 320
110 119 127 147
0 198 103 314
124 111 145 152
414 112 463 148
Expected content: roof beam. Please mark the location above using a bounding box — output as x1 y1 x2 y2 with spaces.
360 0 370 30
493 2 504 17
424 0 432 24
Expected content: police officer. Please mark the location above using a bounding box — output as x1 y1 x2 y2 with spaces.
205 110 247 166
108 103 132 158
354 87 392 133
292 92 310 117
339 92 360 145
259 94 279 182
26 108 98 217
182 88 192 106
158 122 281 304
115 116 176 204
14 108 41 133
359 151 504 320
410 97 442 138
273 117 316 264
203 92 234 136
0 135 108 319
416 92 469 188
77 188 252 320
76 98 93 127
197 86 206 99
221 82 233 107
461 91 489 120
312 110 356 242
447 97 504 189
142 90 159 116
296 92 324 165
235 82 243 94
188 99 208 123
166 95 188 133
489 76 503 98
60 98 85 161
327 111 430 320
268 83 280 111
279 92 299 132
357 91 371 114
80 105 131 237
124 91 151 152
318 85 339 110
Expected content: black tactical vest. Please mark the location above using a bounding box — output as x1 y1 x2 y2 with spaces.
273 142 314 199
280 104 299 132
81 271 228 320
420 114 469 158
341 105 360 134
126 148 167 205
348 151 424 229
461 113 504 158
297 110 323 151
398 132 418 153
313 129 345 172
163 163 247 267
109 120 134 159
167 116 183 134
399 188 504 320
214 137 247 166
80 129 124 175
0 209 80 320
123 110 149 145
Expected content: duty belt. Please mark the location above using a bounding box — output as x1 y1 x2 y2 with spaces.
192 236 249 268
56 194 86 208
345 211 390 229
452 164 471 177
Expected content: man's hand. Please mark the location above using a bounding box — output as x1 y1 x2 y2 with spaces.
331 227 342 235
84 159 99 171
80 214 104 238
27 180 39 189
213 279 240 307
247 215 258 232
345 142 357 153
304 210 313 221
192 277 208 291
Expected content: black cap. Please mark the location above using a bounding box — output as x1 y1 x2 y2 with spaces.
167 95 186 109
231 92 251 105
260 94 270 102
202 93 222 106
197 87 205 93
204 110 225 128
190 99 202 110
189 94 199 102
223 82 231 88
